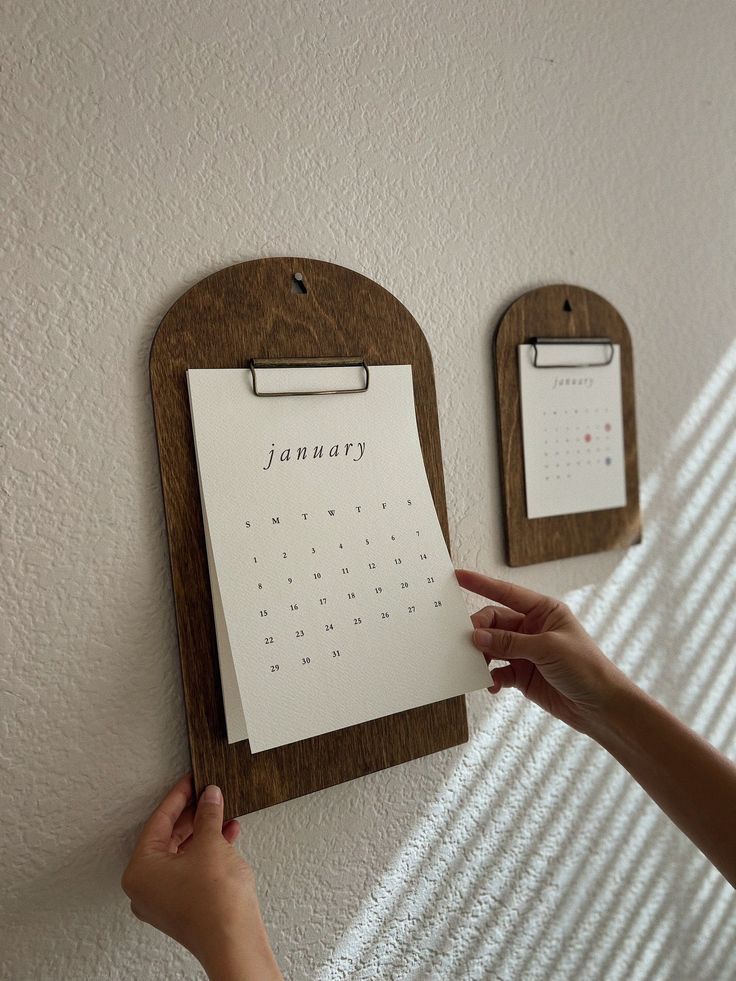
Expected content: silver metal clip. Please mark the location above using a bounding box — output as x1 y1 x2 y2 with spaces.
248 357 370 396
529 337 614 369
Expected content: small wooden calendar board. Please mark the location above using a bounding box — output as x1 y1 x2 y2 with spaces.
150 257 467 819
493 284 641 567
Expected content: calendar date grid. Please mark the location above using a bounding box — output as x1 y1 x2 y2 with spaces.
244 497 449 673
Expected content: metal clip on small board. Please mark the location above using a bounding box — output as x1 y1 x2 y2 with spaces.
529 337 614 368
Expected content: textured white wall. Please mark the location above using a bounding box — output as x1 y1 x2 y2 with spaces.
3 1 736 978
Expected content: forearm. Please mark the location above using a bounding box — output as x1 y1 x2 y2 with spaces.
589 681 736 887
203 948 282 981
199 919 283 981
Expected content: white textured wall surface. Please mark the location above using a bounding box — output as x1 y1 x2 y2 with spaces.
3 1 736 978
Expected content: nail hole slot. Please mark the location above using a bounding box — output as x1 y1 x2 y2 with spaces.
291 273 308 295
563 299 572 312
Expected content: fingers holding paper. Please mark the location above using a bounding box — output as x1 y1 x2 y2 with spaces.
455 568 633 735
455 568 566 622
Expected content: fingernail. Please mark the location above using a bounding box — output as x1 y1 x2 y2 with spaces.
202 785 222 804
473 628 493 648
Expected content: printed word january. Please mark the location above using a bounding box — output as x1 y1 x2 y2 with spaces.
263 441 366 471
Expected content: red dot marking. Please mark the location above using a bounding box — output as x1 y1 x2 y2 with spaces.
604 423 612 432
584 433 592 442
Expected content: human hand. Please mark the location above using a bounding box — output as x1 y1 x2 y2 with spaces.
121 775 281 980
456 569 635 737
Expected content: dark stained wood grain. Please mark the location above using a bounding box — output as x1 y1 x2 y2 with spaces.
150 257 468 820
493 284 642 567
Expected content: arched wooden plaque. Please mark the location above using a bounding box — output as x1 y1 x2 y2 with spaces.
494 284 642 567
150 257 467 819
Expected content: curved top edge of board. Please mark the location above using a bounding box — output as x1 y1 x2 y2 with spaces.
149 256 431 373
493 283 632 350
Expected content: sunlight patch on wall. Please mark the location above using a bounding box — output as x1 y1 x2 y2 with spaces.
319 343 736 980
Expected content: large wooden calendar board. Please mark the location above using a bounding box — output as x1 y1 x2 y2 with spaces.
150 257 467 819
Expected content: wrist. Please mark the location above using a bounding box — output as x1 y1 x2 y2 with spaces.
583 673 647 748
198 917 281 981
201 942 281 981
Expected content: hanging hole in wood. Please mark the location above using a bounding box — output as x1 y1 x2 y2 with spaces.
563 299 572 312
292 273 308 295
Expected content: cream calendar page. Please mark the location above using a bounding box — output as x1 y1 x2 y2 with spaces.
518 343 627 519
187 364 491 753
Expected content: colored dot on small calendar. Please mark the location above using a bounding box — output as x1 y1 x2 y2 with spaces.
605 422 612 432
584 433 592 443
